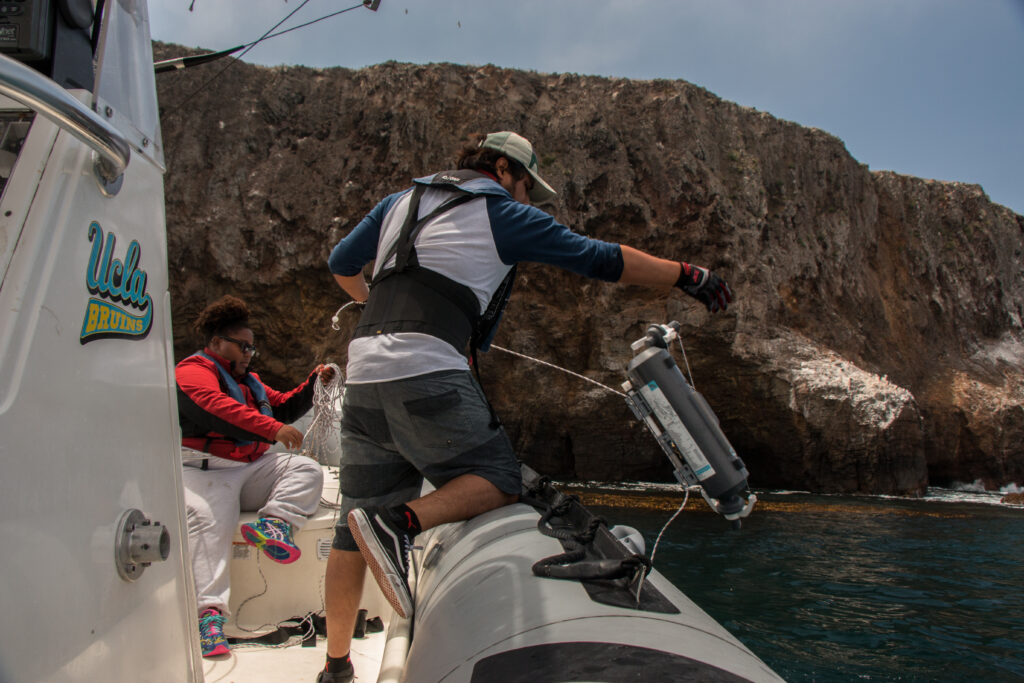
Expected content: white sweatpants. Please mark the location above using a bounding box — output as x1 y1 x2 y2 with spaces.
182 450 324 616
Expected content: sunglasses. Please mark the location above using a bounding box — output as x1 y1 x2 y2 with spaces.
219 335 258 356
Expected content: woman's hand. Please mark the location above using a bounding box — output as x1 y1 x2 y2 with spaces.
314 364 336 384
275 424 303 450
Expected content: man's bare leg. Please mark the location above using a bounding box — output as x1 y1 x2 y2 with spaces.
325 549 367 660
406 473 518 530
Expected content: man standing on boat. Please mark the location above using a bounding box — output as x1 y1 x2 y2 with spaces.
321 132 731 681
176 295 335 657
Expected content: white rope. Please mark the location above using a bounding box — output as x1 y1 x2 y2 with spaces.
649 486 693 566
231 556 319 648
490 344 626 397
676 336 696 390
301 362 343 467
320 464 344 513
491 330 696 397
635 485 695 607
331 300 364 331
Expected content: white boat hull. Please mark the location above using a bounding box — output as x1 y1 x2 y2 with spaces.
404 495 782 682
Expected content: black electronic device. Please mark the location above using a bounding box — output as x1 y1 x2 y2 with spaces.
0 0 95 90
0 0 54 63
623 322 757 525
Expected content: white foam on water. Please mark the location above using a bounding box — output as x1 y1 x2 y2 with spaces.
558 479 684 494
933 480 1024 506
560 480 1024 507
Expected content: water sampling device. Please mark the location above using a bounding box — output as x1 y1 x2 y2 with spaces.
622 322 757 526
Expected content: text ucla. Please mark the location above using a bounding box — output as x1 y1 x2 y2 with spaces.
80 222 154 343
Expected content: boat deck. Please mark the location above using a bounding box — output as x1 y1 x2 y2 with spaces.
203 625 386 682
202 464 392 682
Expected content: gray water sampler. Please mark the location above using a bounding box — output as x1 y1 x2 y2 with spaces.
623 322 756 525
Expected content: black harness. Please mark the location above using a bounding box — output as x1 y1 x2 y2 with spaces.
353 170 516 356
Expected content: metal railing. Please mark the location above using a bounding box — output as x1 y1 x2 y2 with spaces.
0 52 130 186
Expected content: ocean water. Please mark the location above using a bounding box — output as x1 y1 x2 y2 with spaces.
567 484 1024 682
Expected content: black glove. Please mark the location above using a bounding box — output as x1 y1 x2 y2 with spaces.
674 262 733 313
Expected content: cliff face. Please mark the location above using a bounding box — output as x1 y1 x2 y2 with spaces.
154 44 1024 494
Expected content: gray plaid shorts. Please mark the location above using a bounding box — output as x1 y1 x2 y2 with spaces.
332 369 521 550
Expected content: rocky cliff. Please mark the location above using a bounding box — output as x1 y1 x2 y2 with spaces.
154 43 1024 494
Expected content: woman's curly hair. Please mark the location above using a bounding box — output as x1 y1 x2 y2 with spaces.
193 295 250 342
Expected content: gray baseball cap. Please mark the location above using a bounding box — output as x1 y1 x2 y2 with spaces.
480 131 557 202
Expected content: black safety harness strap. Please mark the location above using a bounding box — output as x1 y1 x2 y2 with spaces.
469 264 516 428
373 184 478 283
354 184 480 351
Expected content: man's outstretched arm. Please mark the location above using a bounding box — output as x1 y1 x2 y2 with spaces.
618 245 733 313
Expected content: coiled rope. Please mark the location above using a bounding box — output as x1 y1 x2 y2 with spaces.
301 362 343 467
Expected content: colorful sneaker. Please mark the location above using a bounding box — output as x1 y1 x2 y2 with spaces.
348 507 414 618
199 608 230 657
241 517 301 564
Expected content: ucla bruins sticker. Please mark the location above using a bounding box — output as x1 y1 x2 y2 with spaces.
80 221 153 344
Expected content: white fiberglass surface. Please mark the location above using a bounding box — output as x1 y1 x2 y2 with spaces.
0 116 197 683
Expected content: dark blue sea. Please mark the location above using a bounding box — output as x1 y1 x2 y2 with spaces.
567 484 1024 682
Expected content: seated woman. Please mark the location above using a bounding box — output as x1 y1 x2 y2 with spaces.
175 295 335 657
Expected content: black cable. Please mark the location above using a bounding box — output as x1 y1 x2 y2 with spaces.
255 4 366 44
154 45 246 74
159 2 367 75
90 0 107 55
162 0 364 116
162 0 311 114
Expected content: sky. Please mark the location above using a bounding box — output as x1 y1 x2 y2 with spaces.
149 1 1024 216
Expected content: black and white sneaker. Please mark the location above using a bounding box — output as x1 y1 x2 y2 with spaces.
316 663 353 683
348 507 414 618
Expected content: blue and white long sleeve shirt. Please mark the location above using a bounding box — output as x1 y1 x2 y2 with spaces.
328 172 623 383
